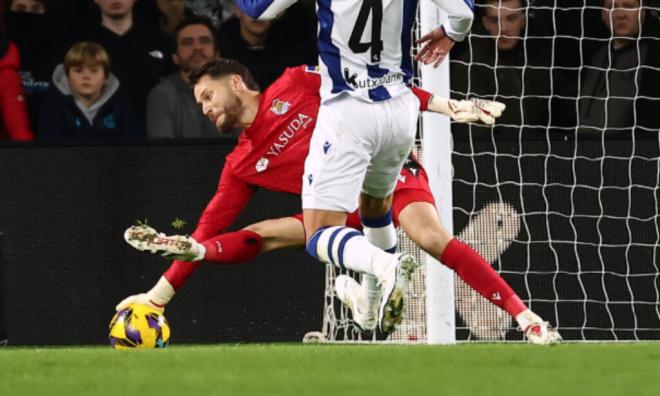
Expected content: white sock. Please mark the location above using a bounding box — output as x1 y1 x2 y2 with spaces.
147 276 176 306
362 224 397 252
343 236 394 278
361 212 397 303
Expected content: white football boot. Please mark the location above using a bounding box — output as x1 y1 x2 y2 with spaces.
377 253 419 334
516 309 563 345
335 275 378 332
124 224 205 262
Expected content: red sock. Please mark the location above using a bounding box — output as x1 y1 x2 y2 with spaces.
200 229 263 265
163 230 263 290
164 260 201 290
440 238 527 318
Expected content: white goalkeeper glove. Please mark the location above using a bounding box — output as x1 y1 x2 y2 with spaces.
115 276 175 312
428 96 506 125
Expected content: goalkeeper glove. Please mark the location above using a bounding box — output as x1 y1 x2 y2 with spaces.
115 276 175 312
428 96 506 125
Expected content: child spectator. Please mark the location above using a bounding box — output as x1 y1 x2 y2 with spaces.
38 41 142 139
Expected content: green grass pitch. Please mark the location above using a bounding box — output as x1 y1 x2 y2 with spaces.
1 343 659 396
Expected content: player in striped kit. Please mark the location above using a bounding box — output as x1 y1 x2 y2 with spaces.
236 0 476 333
118 59 561 344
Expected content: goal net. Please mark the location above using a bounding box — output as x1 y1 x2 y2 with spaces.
306 0 660 343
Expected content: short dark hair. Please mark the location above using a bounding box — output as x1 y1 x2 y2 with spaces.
189 58 260 91
173 14 217 51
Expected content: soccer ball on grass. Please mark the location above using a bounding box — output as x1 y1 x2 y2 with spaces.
109 303 170 349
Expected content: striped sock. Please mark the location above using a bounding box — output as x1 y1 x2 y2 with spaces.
306 226 394 277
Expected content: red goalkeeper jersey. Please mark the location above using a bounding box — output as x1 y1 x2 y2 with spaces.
193 65 432 239
224 65 321 196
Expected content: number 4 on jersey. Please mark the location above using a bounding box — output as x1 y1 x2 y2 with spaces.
348 0 384 63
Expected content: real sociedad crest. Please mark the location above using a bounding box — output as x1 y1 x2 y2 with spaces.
255 157 269 173
270 99 290 115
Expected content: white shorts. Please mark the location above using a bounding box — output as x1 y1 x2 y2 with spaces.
302 90 420 212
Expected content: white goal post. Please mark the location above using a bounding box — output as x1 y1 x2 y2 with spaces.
418 1 455 345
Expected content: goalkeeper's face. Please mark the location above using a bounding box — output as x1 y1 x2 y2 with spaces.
194 75 244 134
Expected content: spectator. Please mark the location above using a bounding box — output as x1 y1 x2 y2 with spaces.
5 0 53 131
146 15 221 138
84 0 173 128
217 2 316 89
0 0 34 141
8 0 43 12
578 0 660 134
38 41 141 139
451 0 553 138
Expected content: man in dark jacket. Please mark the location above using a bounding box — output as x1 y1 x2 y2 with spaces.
84 0 173 127
38 41 141 139
578 0 660 135
451 0 553 139
145 15 221 138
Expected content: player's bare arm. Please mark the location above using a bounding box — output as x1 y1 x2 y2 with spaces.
236 0 298 20
417 0 475 66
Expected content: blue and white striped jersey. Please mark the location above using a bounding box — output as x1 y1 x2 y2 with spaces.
238 0 474 102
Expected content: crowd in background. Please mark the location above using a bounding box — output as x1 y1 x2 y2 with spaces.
0 0 659 142
0 0 316 141
451 0 660 139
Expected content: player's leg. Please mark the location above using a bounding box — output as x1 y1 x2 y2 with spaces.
243 216 306 252
356 91 421 332
118 216 306 313
360 193 397 255
125 216 307 263
200 216 307 262
358 193 396 316
301 95 391 276
395 193 561 344
125 224 262 263
333 193 397 332
302 95 418 333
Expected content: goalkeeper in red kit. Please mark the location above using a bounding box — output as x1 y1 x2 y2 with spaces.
117 59 560 344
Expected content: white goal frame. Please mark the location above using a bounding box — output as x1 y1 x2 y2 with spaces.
418 1 456 344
